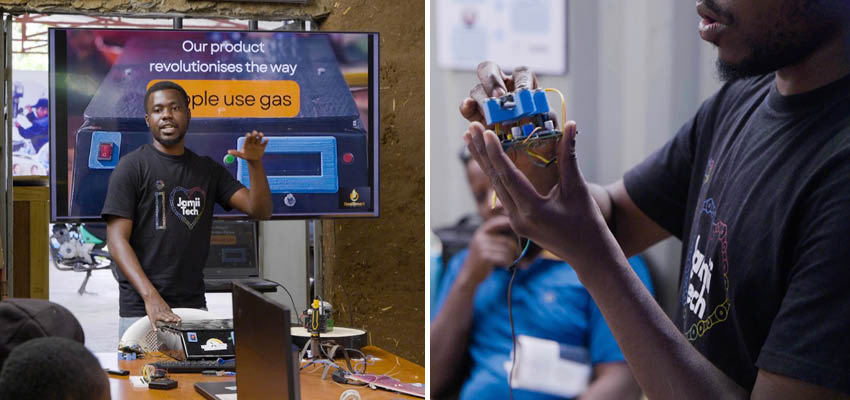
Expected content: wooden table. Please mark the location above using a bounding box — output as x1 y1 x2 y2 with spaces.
97 346 423 399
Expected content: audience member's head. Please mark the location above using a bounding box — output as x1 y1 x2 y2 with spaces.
0 337 109 400
0 299 85 371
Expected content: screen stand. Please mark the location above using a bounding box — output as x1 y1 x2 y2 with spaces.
308 219 323 300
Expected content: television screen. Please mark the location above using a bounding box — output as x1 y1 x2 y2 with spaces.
49 28 378 221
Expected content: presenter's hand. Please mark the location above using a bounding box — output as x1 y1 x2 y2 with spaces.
144 293 181 332
461 215 520 285
459 61 539 125
464 121 613 271
228 130 269 162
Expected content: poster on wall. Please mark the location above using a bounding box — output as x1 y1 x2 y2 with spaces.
12 70 50 177
436 0 567 75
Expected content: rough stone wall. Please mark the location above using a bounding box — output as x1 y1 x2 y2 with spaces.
0 0 329 19
320 0 425 365
2 0 426 364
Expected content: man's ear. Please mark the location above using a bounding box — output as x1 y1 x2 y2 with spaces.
144 114 150 127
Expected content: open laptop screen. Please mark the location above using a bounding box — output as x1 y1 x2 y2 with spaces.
232 281 300 399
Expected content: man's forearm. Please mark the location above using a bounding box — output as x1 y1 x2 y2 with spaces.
108 236 158 302
588 181 670 257
430 273 480 397
246 159 273 219
574 235 748 400
579 362 641 400
588 183 614 230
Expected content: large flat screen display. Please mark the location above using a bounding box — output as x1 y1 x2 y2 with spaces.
50 28 379 221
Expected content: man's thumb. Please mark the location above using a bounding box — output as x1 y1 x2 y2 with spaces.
558 121 583 190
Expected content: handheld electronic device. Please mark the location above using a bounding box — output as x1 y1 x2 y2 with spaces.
481 88 567 168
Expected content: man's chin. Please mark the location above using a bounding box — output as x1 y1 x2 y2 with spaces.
716 58 771 82
154 133 186 147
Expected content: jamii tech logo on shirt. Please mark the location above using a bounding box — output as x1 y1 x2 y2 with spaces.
682 198 731 341
169 186 206 229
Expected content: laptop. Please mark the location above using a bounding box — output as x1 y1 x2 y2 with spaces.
203 220 278 293
195 281 301 400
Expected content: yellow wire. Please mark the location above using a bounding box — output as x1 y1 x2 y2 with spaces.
544 88 567 133
491 191 498 210
525 148 553 165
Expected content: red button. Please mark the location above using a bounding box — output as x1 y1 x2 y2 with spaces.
342 152 354 164
98 143 114 161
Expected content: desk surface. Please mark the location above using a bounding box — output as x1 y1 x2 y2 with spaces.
97 346 424 399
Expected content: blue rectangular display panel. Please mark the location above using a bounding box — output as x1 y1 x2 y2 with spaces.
236 136 338 193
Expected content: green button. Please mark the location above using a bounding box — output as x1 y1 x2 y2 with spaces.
223 154 236 165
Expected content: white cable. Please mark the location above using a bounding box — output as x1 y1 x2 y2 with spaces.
339 389 362 400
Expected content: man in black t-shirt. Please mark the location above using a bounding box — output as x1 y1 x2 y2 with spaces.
458 1 850 398
102 81 272 337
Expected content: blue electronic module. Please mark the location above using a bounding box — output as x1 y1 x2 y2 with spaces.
482 88 563 154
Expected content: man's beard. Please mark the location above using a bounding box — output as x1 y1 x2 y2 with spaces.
154 130 187 147
716 31 829 81
716 0 838 82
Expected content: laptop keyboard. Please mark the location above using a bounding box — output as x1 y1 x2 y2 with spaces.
152 359 236 373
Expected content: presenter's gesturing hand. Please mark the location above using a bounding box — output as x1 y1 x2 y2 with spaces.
228 130 269 161
224 130 273 220
463 121 617 271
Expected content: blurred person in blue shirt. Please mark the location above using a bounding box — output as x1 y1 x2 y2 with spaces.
431 148 654 399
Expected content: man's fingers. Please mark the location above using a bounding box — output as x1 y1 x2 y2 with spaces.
465 122 495 172
492 250 517 267
479 241 517 266
481 129 540 213
465 127 500 203
512 66 537 91
469 84 490 110
480 215 513 234
245 131 264 144
476 61 508 97
557 121 585 191
480 131 521 214
489 236 520 259
459 98 485 124
465 123 519 215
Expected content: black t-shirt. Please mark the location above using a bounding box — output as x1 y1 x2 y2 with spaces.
624 73 850 393
101 144 244 317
